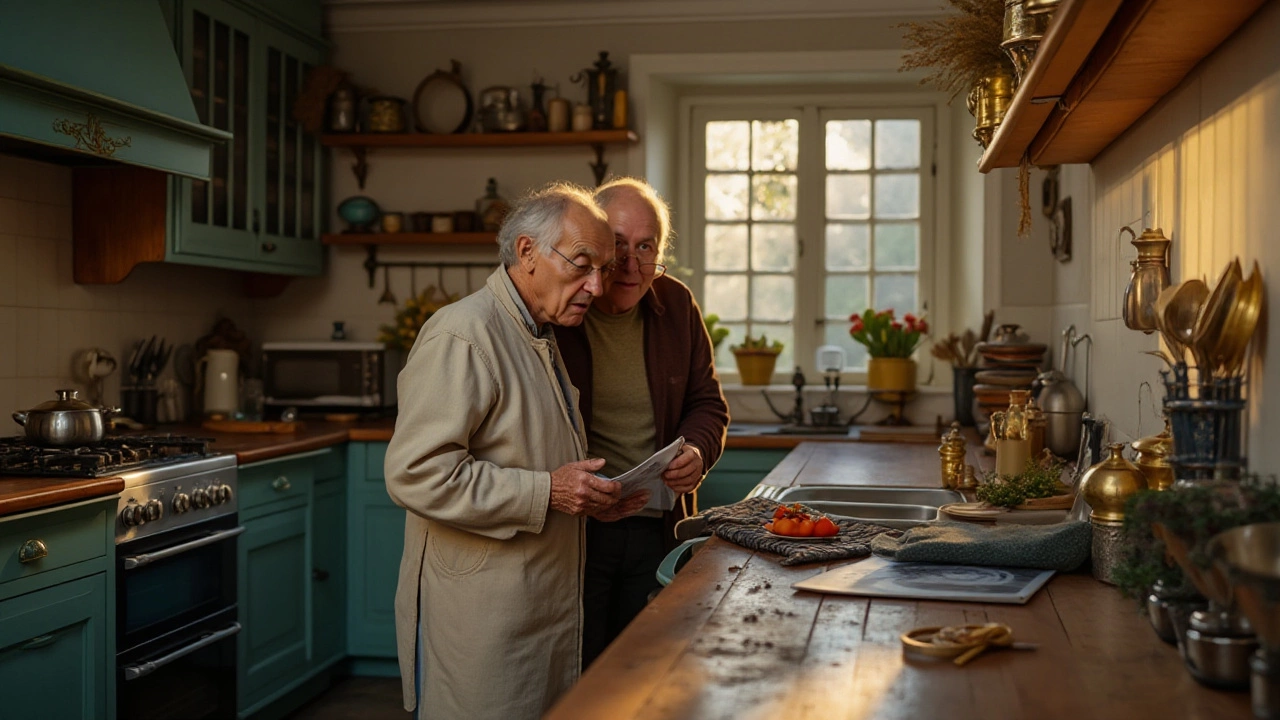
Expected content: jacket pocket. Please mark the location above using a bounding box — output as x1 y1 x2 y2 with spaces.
426 523 492 577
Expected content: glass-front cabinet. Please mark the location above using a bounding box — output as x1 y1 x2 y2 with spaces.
173 0 324 275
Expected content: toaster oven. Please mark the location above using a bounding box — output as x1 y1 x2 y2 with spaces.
261 342 399 412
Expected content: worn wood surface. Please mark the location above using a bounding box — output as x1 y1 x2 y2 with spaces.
547 441 1254 720
0 476 123 517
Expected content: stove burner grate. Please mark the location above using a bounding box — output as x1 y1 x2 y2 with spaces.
0 435 214 478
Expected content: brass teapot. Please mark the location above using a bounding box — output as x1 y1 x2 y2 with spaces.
1121 227 1172 334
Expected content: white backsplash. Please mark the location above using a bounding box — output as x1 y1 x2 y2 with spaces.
0 154 255 418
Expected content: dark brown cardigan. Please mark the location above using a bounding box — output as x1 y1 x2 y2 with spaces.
553 275 730 547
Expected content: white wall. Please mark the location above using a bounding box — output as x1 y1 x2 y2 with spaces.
1046 0 1280 470
0 154 254 416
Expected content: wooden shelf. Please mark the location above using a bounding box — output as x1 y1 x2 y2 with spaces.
979 0 1266 172
322 129 639 188
321 129 637 149
322 232 497 246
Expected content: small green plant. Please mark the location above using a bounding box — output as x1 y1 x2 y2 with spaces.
703 314 730 351
731 333 783 354
1111 477 1280 604
975 456 1069 508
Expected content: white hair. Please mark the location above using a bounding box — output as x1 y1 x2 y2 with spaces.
496 182 605 267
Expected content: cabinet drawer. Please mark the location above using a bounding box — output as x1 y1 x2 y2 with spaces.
239 456 315 512
0 500 111 590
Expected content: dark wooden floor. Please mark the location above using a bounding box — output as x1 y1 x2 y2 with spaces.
286 676 411 720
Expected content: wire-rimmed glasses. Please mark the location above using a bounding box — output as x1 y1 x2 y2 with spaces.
549 245 619 280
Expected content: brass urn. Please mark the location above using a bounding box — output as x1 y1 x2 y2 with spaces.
1080 443 1149 584
1002 0 1053 85
967 67 1015 148
1131 421 1174 491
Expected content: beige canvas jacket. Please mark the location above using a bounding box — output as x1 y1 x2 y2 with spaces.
385 268 588 719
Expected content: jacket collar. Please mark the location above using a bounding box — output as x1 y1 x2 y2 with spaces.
640 277 667 317
490 266 546 339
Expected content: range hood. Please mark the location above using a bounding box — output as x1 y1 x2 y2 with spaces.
0 1 229 180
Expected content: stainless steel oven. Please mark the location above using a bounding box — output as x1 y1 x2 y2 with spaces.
112 453 241 720
261 341 400 413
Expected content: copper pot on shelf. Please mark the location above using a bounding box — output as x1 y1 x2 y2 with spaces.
1002 0 1053 85
967 66 1015 148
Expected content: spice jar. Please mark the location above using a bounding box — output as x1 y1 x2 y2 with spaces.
1025 396 1046 458
572 104 594 132
938 422 966 490
367 96 406 133
548 97 570 133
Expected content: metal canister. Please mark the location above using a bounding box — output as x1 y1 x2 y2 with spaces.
938 422 966 489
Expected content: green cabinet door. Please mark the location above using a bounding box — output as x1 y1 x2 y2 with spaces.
253 22 324 274
346 442 402 661
238 505 309 714
311 476 346 668
0 575 109 720
698 449 790 510
173 0 260 264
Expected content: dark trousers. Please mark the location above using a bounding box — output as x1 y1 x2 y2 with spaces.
582 515 666 670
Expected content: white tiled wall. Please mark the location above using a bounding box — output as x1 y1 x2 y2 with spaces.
0 154 254 419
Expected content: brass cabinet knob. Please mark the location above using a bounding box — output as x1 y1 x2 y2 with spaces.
272 476 291 492
18 539 48 564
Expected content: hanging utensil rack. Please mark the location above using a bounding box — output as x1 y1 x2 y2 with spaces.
362 246 491 295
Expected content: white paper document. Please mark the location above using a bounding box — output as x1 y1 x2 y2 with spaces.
601 436 684 512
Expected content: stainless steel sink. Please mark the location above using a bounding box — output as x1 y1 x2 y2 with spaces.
773 485 964 508
797 501 940 530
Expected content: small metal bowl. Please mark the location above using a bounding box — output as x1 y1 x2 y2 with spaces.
1146 593 1178 645
1182 627 1257 690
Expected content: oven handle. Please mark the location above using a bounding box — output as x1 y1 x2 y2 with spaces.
122 526 246 570
121 622 242 681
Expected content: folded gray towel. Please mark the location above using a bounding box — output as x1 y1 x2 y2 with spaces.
679 496 900 567
871 520 1091 571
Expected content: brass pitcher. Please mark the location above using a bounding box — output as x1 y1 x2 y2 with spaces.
1121 227 1172 334
967 67 1015 148
1002 0 1052 85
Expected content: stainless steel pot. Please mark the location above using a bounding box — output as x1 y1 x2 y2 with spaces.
13 389 119 446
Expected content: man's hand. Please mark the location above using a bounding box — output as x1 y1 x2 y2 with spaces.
591 490 652 522
549 458 623 516
662 443 704 495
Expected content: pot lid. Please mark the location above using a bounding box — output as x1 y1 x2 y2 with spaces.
26 389 97 413
1131 429 1173 457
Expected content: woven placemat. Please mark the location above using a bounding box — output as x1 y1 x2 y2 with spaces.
692 497 900 566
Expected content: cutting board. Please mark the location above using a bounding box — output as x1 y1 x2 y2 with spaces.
202 419 300 434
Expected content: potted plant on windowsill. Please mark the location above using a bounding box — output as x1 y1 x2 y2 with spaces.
849 308 927 395
730 333 783 386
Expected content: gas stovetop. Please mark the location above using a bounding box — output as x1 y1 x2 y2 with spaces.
0 435 216 478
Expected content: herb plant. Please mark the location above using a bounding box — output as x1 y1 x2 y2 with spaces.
975 456 1069 508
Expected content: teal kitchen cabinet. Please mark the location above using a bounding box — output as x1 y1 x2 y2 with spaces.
71 0 327 283
698 449 790 511
345 442 402 671
237 446 344 718
0 497 116 720
310 449 347 670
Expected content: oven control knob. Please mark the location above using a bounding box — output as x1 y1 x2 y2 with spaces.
145 499 164 522
173 493 191 514
192 487 211 509
215 484 234 505
121 504 145 527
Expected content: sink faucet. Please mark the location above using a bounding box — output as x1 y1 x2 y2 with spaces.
762 366 806 425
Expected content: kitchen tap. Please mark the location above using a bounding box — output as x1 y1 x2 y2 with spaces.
762 366 807 425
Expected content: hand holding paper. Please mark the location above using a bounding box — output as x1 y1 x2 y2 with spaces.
602 436 685 511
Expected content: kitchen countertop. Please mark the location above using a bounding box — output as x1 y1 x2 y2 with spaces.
0 476 125 517
546 441 1253 720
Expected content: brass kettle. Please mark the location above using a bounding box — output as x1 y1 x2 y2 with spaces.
1121 227 1172 334
1080 443 1148 523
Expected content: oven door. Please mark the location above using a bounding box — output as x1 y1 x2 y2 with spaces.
116 514 241 651
117 608 239 720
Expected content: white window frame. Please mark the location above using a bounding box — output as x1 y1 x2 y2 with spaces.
679 93 942 386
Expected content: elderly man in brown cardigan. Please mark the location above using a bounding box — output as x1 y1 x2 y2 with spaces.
554 177 730 669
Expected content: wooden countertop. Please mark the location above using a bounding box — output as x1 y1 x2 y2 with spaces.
547 442 1252 720
0 476 124 517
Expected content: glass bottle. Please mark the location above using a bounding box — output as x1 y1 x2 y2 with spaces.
528 80 548 132
475 178 510 232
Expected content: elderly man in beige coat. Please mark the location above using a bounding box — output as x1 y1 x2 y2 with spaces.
385 182 650 720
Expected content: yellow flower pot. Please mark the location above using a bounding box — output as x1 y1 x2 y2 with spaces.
867 357 917 395
733 350 780 386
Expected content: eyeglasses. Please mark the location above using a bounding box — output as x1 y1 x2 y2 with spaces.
615 253 667 279
549 245 619 280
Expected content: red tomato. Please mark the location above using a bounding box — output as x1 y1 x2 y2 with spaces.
773 517 797 536
773 506 788 520
813 517 839 537
796 519 815 536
